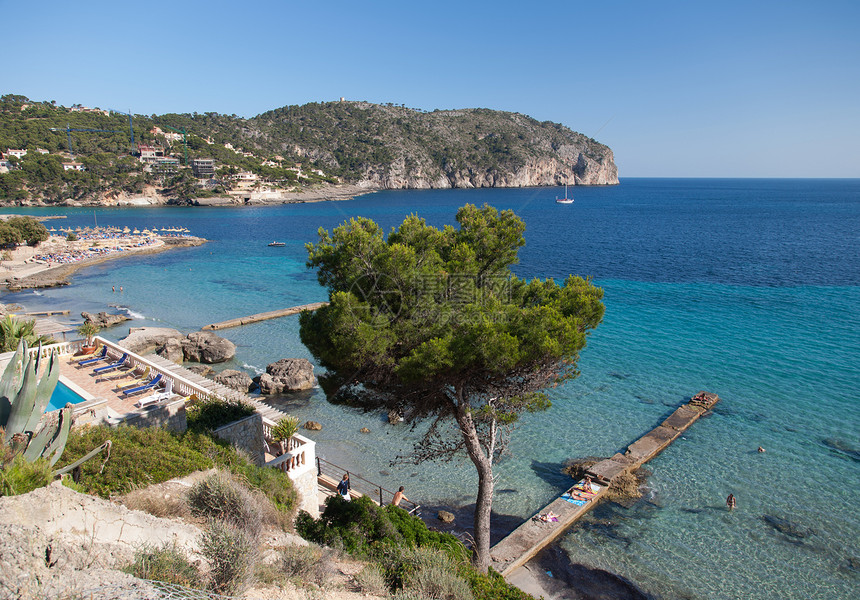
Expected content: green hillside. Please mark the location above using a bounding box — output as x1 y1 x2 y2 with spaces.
0 94 617 205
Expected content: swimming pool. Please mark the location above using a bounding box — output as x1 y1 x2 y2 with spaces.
47 381 88 412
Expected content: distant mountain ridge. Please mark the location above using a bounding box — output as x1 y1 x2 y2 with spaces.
0 95 617 205
246 101 619 188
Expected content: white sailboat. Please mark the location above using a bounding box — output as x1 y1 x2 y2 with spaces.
556 184 574 204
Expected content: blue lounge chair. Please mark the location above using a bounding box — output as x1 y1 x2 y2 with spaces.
122 373 162 397
93 353 128 375
77 346 107 366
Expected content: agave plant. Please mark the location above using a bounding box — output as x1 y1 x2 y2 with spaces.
0 340 70 467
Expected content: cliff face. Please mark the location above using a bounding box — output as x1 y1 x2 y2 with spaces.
250 103 619 188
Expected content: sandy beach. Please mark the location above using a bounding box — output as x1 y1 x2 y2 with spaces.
0 234 206 291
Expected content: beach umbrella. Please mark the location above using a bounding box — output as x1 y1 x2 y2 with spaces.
132 228 140 234
49 227 56 232
123 227 130 233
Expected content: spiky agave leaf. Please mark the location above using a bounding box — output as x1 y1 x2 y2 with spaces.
44 406 71 467
3 350 38 442
22 413 58 462
0 339 28 427
24 350 59 434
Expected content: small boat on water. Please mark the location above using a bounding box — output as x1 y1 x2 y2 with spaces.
556 184 574 204
268 241 286 247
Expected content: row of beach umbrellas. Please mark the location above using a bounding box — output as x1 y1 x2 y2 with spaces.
48 225 190 235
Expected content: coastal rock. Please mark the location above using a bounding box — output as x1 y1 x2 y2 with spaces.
214 369 254 393
186 364 214 377
81 311 130 329
360 427 371 434
304 421 322 431
155 338 184 363
258 358 315 394
119 327 184 355
388 409 404 425
181 331 236 364
437 510 455 524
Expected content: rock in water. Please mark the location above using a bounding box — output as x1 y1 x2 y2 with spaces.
81 311 130 328
360 427 371 434
120 327 184 354
304 421 322 431
259 358 315 393
181 331 236 364
215 369 254 392
156 338 184 363
437 510 455 523
186 364 214 377
388 409 404 424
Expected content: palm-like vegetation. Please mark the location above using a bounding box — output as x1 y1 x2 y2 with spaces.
0 315 54 352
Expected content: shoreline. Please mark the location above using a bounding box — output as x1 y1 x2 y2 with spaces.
2 236 206 291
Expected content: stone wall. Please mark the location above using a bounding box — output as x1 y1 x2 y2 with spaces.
292 468 319 518
213 413 264 466
115 398 187 432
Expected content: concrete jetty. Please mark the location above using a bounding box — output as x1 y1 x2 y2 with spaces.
202 302 328 330
490 391 720 578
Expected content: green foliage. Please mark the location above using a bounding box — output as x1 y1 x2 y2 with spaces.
297 495 465 560
124 543 201 588
77 321 100 343
185 395 255 433
300 204 604 571
459 566 535 600
65 232 77 241
55 424 296 521
270 415 299 442
0 223 23 246
0 315 54 352
0 454 52 496
232 460 297 516
200 519 256 595
4 216 48 245
55 425 231 497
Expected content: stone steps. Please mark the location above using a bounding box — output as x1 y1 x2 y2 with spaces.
146 356 289 422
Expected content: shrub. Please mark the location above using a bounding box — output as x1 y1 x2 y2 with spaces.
187 472 263 539
200 519 256 595
280 543 337 586
124 543 201 588
231 461 297 521
66 232 77 241
354 563 388 596
0 455 52 496
186 395 255 433
406 548 473 600
122 486 191 519
459 567 534 600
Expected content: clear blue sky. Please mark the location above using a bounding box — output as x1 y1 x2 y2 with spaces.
2 0 858 177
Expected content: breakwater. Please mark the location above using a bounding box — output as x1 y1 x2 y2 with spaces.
202 302 328 330
490 392 720 578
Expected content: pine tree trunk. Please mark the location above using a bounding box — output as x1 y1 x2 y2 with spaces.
454 386 495 573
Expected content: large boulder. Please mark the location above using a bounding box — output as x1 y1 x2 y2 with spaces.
186 364 214 377
119 327 184 354
258 358 315 394
81 311 130 328
214 369 254 393
155 338 184 363
181 331 236 364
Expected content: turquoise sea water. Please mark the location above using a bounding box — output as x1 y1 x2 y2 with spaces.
3 179 858 599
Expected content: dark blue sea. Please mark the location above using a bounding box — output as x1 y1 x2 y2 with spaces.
4 178 859 599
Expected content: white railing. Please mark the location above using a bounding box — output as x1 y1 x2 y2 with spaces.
263 416 315 479
27 339 85 360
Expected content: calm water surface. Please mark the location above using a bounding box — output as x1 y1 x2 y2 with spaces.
4 179 859 599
